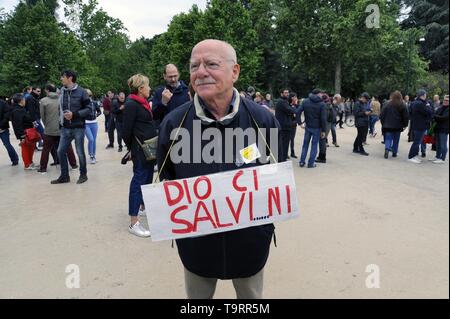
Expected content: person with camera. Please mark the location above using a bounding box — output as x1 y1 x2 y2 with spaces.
151 64 190 123
353 92 372 156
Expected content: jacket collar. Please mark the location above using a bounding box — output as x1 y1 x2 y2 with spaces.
194 88 240 125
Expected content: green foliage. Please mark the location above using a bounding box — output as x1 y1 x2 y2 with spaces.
0 0 445 99
401 0 449 72
0 2 91 95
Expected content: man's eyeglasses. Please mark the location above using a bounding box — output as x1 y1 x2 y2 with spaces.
189 59 235 72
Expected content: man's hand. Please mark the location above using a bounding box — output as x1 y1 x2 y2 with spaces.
162 89 173 106
64 111 73 120
321 132 326 139
365 111 372 116
119 104 125 111
300 123 305 129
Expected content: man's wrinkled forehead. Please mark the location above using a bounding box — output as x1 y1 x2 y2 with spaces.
191 41 236 62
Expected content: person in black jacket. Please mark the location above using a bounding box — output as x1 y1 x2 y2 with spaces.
112 92 126 152
51 70 92 184
433 95 449 163
25 87 44 149
408 89 433 163
353 92 372 156
10 94 36 169
288 93 300 158
122 74 159 238
0 98 19 165
275 88 296 161
380 91 409 159
297 89 327 168
158 40 279 299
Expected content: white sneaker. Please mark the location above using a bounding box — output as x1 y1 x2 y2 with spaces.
408 157 422 164
429 157 439 161
24 165 36 170
432 159 445 164
128 221 151 238
90 156 96 164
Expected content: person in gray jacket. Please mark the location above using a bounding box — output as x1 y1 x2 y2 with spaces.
38 83 77 173
51 70 92 184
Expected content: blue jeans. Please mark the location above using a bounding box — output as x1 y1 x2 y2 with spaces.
58 127 87 177
0 129 19 164
129 159 155 216
369 115 379 135
384 131 401 155
408 130 427 159
85 122 98 157
300 127 321 167
436 133 448 161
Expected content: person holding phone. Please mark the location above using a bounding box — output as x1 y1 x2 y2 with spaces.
151 64 190 122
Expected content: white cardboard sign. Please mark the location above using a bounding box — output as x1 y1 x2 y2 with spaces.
141 161 299 241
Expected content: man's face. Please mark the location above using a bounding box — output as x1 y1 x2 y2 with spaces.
443 97 449 106
361 97 367 104
404 95 409 102
60 75 71 87
190 42 240 102
282 90 289 98
118 93 125 102
107 91 114 99
164 67 180 88
33 88 41 96
434 95 440 102
266 94 271 101
19 98 26 107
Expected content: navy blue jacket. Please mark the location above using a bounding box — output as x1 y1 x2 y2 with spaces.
297 94 327 132
157 97 280 279
410 98 433 131
0 99 12 130
275 96 296 130
25 92 41 122
354 101 371 127
152 81 190 122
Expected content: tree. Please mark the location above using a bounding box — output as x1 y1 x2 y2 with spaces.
401 0 449 72
0 1 91 95
63 0 131 93
277 0 428 97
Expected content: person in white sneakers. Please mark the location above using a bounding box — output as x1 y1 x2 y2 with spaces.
408 89 433 164
122 74 163 237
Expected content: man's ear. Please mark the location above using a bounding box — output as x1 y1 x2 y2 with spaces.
232 64 240 84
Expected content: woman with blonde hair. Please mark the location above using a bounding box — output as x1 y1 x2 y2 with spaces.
122 74 158 237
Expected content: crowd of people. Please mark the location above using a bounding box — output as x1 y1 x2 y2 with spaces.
0 39 448 299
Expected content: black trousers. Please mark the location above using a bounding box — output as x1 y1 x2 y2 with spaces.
108 114 117 146
354 126 368 153
289 125 297 156
281 129 291 161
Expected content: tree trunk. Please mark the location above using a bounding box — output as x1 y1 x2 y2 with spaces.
335 58 342 94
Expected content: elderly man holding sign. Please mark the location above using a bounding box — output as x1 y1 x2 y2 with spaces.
144 39 299 299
